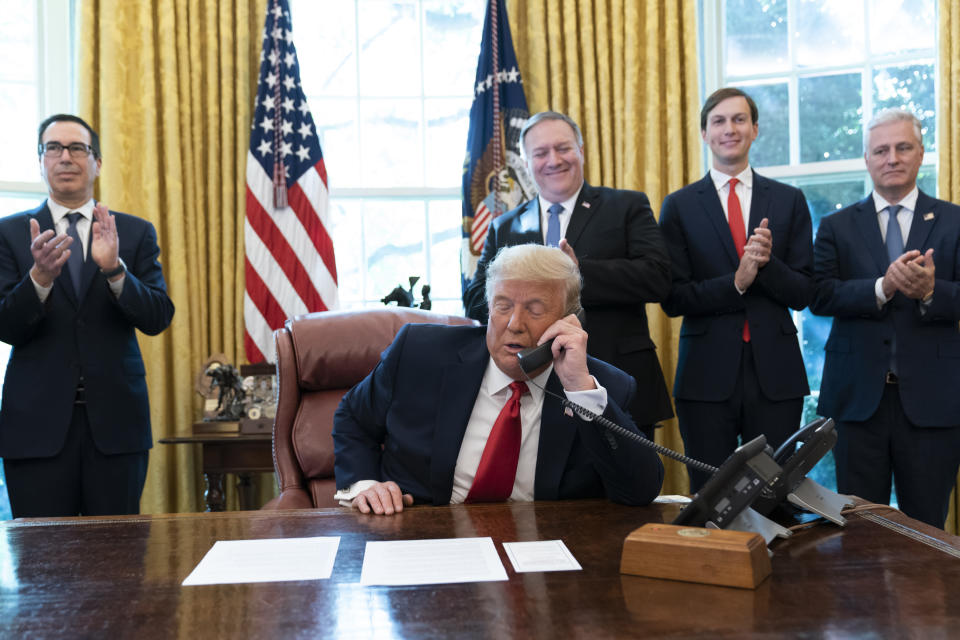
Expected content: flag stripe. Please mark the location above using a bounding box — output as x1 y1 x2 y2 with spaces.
244 0 337 362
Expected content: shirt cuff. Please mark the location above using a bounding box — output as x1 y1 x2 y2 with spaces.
30 272 52 303
108 273 125 298
874 277 889 308
563 376 608 421
334 479 379 507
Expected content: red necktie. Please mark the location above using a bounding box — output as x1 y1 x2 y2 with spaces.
466 381 528 503
727 178 750 342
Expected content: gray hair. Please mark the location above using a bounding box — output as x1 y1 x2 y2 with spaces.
865 108 923 151
519 111 584 159
485 244 582 315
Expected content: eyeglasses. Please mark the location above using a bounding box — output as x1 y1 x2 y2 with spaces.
39 141 96 159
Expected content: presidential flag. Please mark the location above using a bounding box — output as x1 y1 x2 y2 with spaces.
245 0 338 363
460 0 534 293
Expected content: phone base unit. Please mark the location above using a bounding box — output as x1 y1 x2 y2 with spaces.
620 523 771 589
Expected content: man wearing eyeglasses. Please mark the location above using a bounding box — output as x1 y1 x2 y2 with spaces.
0 114 175 518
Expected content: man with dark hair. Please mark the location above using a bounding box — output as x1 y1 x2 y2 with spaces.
462 110 673 439
811 108 960 528
659 87 814 491
335 244 663 515
0 114 174 517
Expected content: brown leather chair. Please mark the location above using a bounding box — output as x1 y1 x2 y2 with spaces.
264 307 478 509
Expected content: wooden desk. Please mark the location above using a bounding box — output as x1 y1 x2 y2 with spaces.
2 500 958 638
158 433 273 511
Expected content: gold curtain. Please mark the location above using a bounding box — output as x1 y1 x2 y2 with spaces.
507 0 701 495
78 0 268 513
937 0 959 536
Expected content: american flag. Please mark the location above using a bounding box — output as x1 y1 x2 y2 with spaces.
245 0 338 363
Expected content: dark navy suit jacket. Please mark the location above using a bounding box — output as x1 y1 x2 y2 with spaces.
0 202 174 458
659 172 814 402
811 191 960 427
461 183 674 426
332 324 664 506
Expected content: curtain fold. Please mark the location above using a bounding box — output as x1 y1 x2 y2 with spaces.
508 0 701 496
937 0 959 536
78 0 269 513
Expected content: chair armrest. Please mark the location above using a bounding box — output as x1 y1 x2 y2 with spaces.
262 488 315 510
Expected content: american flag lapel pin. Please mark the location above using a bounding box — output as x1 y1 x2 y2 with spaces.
582 202 591 209
923 212 934 221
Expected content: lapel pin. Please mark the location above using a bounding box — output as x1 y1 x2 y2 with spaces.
564 407 574 418
582 202 590 209
923 212 934 221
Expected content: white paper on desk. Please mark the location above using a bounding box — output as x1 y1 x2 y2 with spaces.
359 537 507 586
182 536 340 586
503 540 582 573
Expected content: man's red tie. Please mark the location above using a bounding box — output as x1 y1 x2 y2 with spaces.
465 381 528 503
727 178 750 342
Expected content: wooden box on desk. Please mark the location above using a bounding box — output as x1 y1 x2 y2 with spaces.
620 523 771 589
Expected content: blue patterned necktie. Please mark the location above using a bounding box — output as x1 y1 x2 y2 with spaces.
545 203 563 247
885 204 904 264
65 212 84 293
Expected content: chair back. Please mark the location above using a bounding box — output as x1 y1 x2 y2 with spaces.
266 307 478 509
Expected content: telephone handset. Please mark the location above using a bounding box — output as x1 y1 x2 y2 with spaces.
516 309 587 374
751 417 837 516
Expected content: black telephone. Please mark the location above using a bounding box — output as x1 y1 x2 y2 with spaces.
516 309 586 374
751 417 837 516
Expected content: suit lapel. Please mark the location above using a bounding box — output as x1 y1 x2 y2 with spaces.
533 372 578 500
430 333 489 504
515 199 541 238
695 174 739 266
852 196 889 274
748 171 769 231
564 183 600 247
905 191 937 251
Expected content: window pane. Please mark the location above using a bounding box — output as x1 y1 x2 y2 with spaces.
293 0 358 96
423 0 485 96
0 193 44 218
0 0 37 184
724 0 788 76
362 199 426 302
795 0 864 68
312 98 360 189
329 199 364 304
424 98 470 187
868 0 935 56
917 168 936 197
872 62 936 152
358 1 421 97
427 199 464 301
359 98 422 186
799 73 863 163
736 82 788 167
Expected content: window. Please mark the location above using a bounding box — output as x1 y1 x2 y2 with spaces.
292 0 485 314
0 0 75 520
702 0 937 492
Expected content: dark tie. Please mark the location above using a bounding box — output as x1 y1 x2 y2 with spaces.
545 203 563 247
727 178 750 342
465 381 529 503
65 212 84 294
885 204 904 263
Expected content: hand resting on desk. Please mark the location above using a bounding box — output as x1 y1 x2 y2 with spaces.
352 481 414 515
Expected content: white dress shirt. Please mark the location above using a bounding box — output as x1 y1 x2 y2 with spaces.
537 185 583 245
872 186 922 307
709 165 753 239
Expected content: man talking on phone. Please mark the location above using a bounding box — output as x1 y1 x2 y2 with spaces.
333 244 663 514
